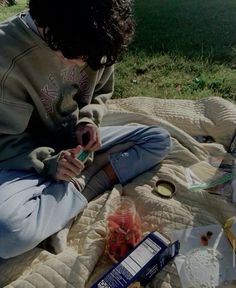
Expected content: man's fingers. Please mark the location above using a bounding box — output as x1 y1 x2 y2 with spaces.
55 166 82 181
54 169 73 181
56 155 85 181
84 131 101 151
63 154 85 170
59 159 82 176
91 136 101 150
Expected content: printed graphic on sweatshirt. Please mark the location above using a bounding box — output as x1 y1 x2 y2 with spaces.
40 83 58 115
40 66 91 118
76 70 91 106
62 67 91 103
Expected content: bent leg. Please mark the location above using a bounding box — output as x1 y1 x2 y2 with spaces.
98 125 172 184
0 170 87 259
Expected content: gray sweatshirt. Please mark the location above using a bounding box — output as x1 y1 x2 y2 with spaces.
0 13 114 177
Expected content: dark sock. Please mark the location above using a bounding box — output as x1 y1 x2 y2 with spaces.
82 169 114 201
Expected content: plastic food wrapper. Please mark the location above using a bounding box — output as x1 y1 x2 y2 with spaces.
209 153 236 173
171 222 236 288
76 149 91 163
185 157 235 200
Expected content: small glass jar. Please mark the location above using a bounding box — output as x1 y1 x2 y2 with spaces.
106 196 142 262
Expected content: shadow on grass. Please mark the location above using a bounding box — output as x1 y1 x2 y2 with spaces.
132 0 236 63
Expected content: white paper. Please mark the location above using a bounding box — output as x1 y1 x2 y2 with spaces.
171 224 236 287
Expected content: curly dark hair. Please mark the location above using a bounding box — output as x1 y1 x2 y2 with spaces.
29 0 134 70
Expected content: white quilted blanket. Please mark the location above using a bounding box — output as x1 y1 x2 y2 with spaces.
1 96 236 288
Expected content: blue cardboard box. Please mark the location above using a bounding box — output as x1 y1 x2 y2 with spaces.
90 231 180 288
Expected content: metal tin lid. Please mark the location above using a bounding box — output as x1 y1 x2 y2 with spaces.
153 180 176 198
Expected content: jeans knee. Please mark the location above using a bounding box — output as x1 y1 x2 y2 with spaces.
148 126 172 151
161 128 172 152
0 209 40 259
0 226 40 259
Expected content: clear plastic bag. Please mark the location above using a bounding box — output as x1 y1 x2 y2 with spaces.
185 158 235 199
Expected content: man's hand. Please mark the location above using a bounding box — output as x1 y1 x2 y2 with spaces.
55 149 85 181
75 122 101 151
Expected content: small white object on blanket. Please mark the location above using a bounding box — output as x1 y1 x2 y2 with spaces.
181 247 225 287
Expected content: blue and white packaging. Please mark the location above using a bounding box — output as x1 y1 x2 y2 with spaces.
90 231 180 288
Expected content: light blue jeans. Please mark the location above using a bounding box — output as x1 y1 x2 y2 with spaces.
0 125 171 258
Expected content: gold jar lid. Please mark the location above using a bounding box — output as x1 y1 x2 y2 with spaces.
153 180 176 198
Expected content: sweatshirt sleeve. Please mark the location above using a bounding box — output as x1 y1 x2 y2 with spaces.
0 99 58 177
77 65 114 126
0 133 57 173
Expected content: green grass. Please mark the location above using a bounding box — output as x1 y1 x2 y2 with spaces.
115 0 236 101
0 0 27 21
132 0 236 62
1 0 236 101
115 52 236 100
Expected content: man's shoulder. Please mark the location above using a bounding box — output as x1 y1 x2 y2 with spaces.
0 14 39 61
0 14 26 46
0 13 20 33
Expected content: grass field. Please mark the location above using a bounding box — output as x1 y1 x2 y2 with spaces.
1 0 236 101
0 0 26 21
